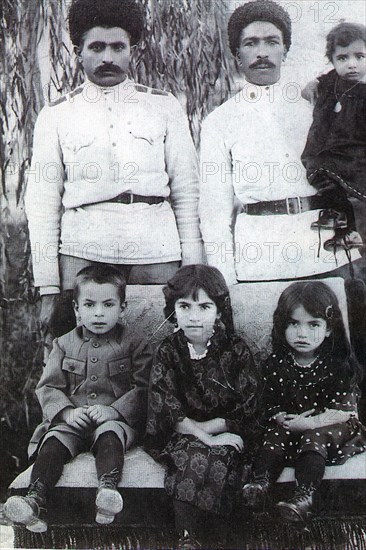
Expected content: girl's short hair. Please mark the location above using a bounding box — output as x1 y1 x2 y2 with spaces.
326 22 366 61
163 264 234 336
272 281 361 382
74 265 126 303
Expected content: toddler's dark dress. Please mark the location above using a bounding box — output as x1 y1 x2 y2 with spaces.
262 349 366 464
145 326 260 515
301 69 366 236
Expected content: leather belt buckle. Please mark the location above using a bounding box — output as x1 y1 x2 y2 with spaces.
129 193 134 204
286 196 301 215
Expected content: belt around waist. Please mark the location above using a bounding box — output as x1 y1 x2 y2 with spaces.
242 195 326 216
108 193 165 205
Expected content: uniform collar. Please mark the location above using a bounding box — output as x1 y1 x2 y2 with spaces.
84 77 134 96
79 323 124 342
238 77 284 103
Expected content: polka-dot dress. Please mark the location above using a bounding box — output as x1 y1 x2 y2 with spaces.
261 350 366 465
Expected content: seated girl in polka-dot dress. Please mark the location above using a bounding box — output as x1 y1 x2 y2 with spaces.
243 281 366 522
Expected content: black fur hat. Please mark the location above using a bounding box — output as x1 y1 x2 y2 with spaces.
228 0 292 55
68 0 144 47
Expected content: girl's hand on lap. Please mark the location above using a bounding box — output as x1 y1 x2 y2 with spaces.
274 412 287 426
87 404 120 425
208 432 244 451
283 409 315 432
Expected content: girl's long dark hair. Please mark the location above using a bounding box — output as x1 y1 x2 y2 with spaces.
163 264 234 337
272 281 362 384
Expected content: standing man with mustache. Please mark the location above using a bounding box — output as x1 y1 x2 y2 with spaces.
25 0 203 341
199 0 361 285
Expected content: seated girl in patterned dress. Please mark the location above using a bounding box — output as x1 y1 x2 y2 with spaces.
145 265 260 548
242 281 366 522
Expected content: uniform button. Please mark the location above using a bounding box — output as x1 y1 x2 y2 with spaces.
90 393 97 399
90 357 98 363
90 375 98 382
127 121 131 125
92 342 100 348
110 124 114 129
69 365 75 372
112 142 116 147
108 107 112 112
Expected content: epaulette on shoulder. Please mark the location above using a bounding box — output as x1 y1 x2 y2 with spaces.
134 83 169 96
134 84 148 93
70 86 83 99
151 87 169 96
49 96 67 107
48 86 83 107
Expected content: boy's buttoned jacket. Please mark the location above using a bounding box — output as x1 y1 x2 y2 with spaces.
28 324 153 457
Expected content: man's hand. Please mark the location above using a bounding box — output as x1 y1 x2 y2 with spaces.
87 405 120 426
40 294 58 333
301 79 319 105
208 432 244 452
282 409 315 432
58 406 93 432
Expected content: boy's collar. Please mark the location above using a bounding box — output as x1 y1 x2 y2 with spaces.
79 324 123 341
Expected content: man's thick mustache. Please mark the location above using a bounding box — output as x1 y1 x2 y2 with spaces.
95 64 123 75
249 60 276 69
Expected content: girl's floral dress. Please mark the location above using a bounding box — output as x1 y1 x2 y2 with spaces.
145 327 260 514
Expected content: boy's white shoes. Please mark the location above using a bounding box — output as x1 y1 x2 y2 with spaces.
95 487 123 524
95 469 123 524
4 480 48 532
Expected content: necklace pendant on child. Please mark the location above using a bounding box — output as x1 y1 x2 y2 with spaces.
334 101 342 113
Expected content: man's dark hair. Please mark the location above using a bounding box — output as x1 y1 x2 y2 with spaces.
228 0 292 56
68 0 144 47
326 22 366 61
74 265 126 303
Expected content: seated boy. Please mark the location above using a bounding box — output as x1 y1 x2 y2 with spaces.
4 266 153 532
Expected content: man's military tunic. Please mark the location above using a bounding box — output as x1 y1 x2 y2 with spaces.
25 79 203 294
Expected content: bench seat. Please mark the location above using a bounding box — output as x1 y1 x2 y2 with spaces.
7 448 366 548
7 280 366 548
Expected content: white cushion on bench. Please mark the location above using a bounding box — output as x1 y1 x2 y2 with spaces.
10 447 366 491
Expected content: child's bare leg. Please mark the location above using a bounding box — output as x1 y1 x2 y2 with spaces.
4 437 71 532
93 431 125 524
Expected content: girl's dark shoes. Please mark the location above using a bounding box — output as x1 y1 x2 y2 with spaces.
177 529 202 550
95 468 123 524
4 480 48 532
276 485 315 522
242 477 270 506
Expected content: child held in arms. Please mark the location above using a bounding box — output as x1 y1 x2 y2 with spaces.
302 23 366 254
4 266 152 531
